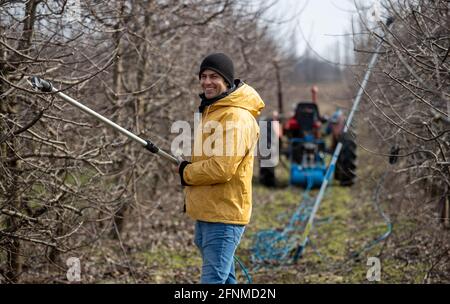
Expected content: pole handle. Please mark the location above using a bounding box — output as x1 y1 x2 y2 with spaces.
145 140 159 153
29 76 179 165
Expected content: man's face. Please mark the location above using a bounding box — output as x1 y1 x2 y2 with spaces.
200 70 228 99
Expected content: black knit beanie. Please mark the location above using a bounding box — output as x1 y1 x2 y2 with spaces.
198 53 234 87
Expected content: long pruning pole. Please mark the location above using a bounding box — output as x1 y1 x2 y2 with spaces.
292 18 394 262
29 76 179 165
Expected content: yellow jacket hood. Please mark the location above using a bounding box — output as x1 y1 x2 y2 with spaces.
208 83 265 119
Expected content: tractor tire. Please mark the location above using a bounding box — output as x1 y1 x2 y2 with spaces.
259 166 276 187
335 134 357 186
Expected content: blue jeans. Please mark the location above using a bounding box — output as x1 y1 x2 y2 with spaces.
194 220 245 284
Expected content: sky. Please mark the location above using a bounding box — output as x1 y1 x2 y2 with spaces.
265 0 378 62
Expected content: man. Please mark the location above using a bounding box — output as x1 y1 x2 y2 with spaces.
177 53 265 284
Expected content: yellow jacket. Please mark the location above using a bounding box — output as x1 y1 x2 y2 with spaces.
183 83 265 225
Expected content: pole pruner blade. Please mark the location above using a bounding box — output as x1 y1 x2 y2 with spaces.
30 76 53 92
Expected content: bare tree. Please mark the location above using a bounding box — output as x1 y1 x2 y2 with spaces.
350 0 449 282
0 0 285 283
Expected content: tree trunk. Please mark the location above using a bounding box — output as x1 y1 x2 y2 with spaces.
3 134 24 282
2 0 39 281
109 1 129 239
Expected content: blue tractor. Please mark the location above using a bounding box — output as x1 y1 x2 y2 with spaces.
259 101 356 188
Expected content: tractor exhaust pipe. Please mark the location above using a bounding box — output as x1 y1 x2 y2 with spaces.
311 85 318 104
29 76 179 165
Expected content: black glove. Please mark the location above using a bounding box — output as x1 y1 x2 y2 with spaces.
178 160 191 186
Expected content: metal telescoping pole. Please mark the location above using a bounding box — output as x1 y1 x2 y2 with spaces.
293 19 394 262
29 77 179 165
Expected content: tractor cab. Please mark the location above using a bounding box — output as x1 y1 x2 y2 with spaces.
284 102 322 138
